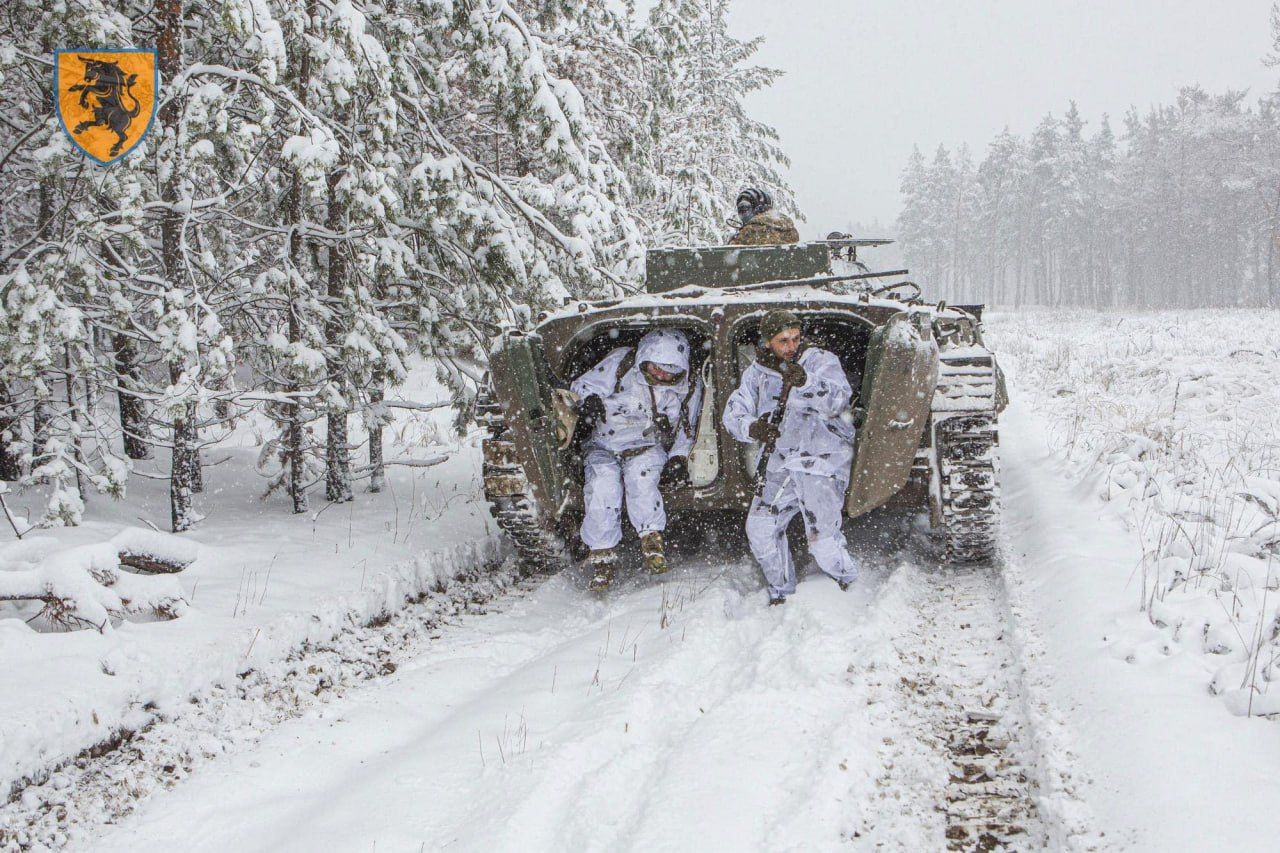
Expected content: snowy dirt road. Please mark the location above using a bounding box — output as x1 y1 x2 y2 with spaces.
65 510 1070 853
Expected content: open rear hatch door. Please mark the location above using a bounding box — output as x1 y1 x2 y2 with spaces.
846 312 939 518
487 331 569 520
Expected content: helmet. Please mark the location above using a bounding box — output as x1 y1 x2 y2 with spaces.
735 188 773 222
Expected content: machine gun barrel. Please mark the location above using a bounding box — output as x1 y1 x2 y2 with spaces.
721 268 910 295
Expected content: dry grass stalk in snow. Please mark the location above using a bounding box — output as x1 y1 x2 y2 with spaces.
989 309 1280 715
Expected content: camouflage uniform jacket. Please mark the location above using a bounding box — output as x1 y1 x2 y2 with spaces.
729 210 800 245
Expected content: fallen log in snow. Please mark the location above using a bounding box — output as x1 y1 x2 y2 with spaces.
0 541 189 632
111 528 199 575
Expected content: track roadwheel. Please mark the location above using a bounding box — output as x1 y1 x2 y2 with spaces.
934 414 999 564
476 380 570 576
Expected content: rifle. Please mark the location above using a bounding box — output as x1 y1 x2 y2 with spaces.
753 378 796 500
564 396 605 486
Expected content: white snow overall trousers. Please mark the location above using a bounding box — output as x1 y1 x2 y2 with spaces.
571 329 704 551
579 445 668 550
724 345 861 598
745 468 859 598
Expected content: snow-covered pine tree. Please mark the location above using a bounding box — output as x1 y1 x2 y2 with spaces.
1 0 799 526
0 0 133 525
384 0 645 347
299 0 403 504
636 0 795 245
975 129 1028 305
896 146 931 287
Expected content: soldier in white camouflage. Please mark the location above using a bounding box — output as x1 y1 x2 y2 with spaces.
723 310 861 605
729 188 800 246
569 329 705 591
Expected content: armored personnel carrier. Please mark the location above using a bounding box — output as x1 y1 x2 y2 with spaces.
475 239 1006 573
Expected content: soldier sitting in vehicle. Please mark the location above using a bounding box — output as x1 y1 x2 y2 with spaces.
729 187 800 246
723 310 861 605
570 329 705 591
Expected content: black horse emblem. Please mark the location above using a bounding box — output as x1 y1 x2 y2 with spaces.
68 57 141 157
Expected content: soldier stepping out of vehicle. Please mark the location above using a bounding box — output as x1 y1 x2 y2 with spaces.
724 310 861 605
569 329 705 591
729 187 800 246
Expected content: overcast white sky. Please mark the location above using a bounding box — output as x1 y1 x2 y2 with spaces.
727 0 1279 237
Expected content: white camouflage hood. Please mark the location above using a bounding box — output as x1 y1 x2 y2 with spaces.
635 329 691 380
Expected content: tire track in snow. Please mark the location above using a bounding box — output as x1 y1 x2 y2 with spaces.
568 570 876 850
419 550 898 851
433 564 823 849
852 558 1048 850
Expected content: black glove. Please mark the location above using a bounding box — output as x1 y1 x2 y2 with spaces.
659 456 690 490
780 361 807 387
578 393 605 426
748 417 781 444
566 451 587 486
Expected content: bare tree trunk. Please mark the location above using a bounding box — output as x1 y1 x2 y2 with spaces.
1270 193 1279 308
287 297 308 513
284 8 314 514
0 381 19 481
325 413 352 503
63 347 86 503
30 391 53 474
324 165 352 504
170 396 195 533
32 81 56 474
114 332 151 460
159 0 196 531
368 371 385 494
187 428 203 494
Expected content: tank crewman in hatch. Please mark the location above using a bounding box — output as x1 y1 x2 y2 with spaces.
729 187 800 245
723 310 861 605
570 329 705 591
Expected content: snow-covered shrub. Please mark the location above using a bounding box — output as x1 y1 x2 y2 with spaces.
991 310 1280 715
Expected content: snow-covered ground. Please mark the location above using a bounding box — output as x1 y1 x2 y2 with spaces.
6 310 1280 851
988 310 1280 717
42 520 1073 852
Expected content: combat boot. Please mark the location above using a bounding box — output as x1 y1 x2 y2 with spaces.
588 549 617 591
640 531 668 575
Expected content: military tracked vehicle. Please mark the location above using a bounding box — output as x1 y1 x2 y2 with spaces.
475 239 1007 573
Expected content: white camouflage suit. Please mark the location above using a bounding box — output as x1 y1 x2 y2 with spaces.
570 330 704 551
724 345 861 598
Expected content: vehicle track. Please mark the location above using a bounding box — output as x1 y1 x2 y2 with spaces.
856 555 1047 850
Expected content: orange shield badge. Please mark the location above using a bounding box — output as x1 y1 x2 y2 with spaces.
54 48 158 166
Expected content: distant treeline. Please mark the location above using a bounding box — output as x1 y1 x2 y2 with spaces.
896 87 1280 309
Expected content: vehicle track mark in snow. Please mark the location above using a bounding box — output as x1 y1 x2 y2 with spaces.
0 557 527 852
855 560 1046 850
59 513 1094 852
376 551 899 852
